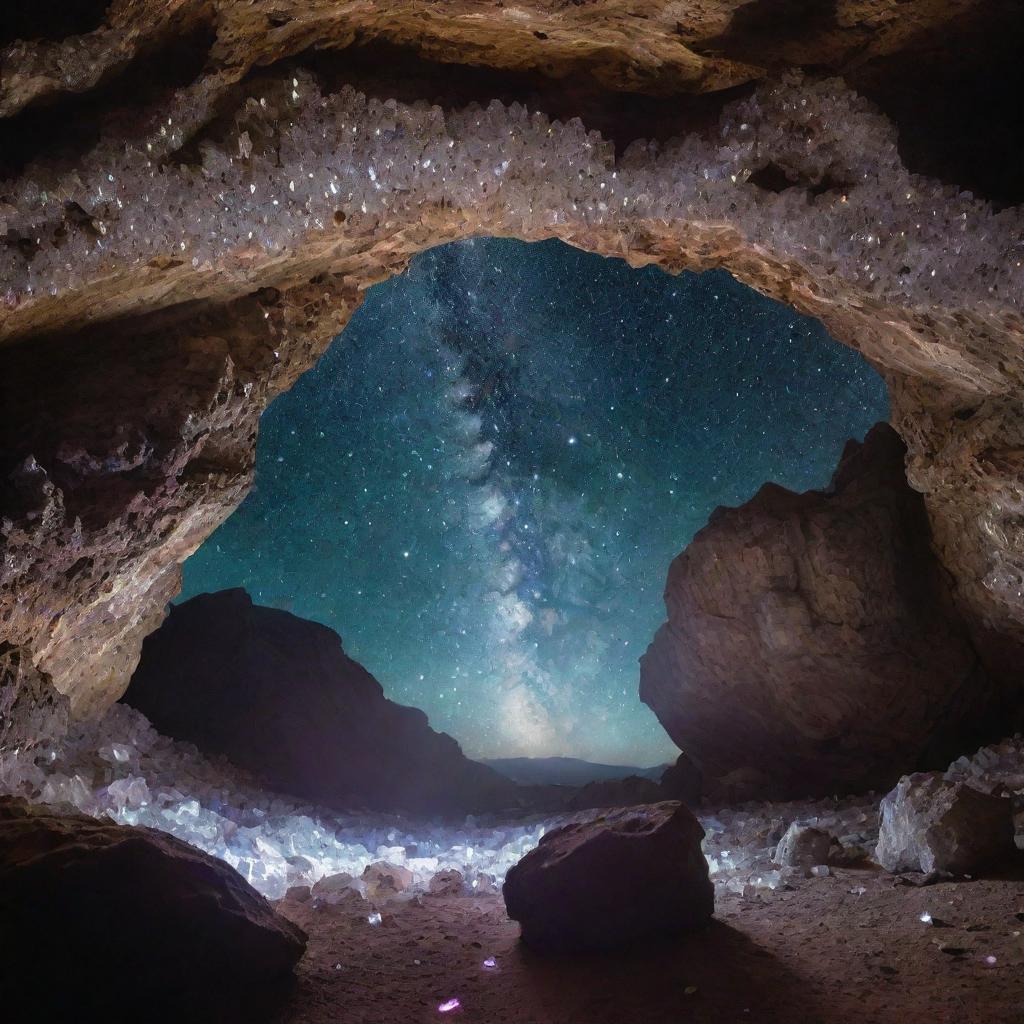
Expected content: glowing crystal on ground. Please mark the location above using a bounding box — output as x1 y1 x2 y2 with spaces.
438 998 461 1013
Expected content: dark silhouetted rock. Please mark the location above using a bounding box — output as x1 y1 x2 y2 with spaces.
124 589 517 816
774 823 835 868
640 424 996 801
483 756 666 787
875 772 1015 875
0 797 306 1022
659 751 703 806
503 801 713 952
564 774 664 811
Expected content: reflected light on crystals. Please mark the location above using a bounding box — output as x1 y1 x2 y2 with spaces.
5 74 1022 315
5 699 1024 901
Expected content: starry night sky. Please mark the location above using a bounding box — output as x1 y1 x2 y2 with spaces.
180 239 889 766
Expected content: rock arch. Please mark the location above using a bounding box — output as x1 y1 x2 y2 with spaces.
1 1 1022 756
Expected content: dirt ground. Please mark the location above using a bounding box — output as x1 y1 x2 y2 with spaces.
273 864 1024 1024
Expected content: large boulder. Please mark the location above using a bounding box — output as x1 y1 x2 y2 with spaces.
0 797 306 1021
640 424 996 801
124 589 517 816
503 801 713 952
875 771 1015 875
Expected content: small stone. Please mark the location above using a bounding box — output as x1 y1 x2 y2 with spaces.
311 872 365 904
428 869 466 896
774 824 834 868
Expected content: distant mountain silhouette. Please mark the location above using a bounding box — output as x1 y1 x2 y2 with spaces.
481 756 669 788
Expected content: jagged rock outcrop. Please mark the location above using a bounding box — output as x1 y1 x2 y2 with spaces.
123 588 518 815
640 424 1001 800
659 751 703 806
503 801 713 952
0 0 1022 745
875 772 1015 875
0 796 306 1021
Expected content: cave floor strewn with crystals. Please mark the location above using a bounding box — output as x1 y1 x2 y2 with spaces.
276 872 1024 1024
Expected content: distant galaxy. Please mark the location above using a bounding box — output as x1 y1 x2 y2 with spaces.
180 238 888 765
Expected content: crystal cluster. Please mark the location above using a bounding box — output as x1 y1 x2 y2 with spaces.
945 734 1024 795
699 794 880 896
0 704 548 899
2 73 1021 310
3 701 1023 901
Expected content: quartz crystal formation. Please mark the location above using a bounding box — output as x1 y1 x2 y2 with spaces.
4 74 1021 314
503 802 714 952
0 702 551 899
4 698 1024 903
875 772 1015 875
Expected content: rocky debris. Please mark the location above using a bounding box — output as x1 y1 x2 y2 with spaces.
640 424 999 801
123 589 518 816
311 872 365 905
363 860 414 897
0 796 306 1020
428 869 467 896
945 734 1024 796
563 774 665 811
773 823 835 868
875 772 1015 875
659 751 703 806
503 802 713 952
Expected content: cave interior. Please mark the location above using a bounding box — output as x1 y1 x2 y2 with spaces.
2 2 1024 1022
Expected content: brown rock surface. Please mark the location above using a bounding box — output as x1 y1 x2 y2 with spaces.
639 424 1000 800
503 801 714 951
875 771 1016 875
0 0 1022 744
0 796 306 1021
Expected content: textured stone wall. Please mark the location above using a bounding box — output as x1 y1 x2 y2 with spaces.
639 425 1001 800
0 0 1021 747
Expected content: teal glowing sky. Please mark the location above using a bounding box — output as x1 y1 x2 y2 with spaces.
180 238 888 765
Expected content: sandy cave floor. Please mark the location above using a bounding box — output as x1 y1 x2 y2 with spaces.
274 865 1024 1024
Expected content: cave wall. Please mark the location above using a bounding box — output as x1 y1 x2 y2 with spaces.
1 0 1022 737
639 424 1003 800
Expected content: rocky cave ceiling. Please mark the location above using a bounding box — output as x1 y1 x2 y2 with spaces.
0 1 1023 766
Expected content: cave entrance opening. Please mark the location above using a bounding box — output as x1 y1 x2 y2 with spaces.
176 236 889 770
